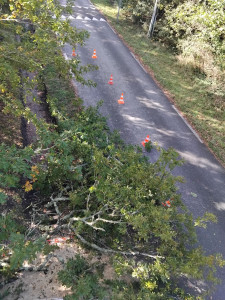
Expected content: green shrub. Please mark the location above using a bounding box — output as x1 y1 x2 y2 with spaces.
58 255 107 300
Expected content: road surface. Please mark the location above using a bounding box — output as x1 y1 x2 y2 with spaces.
61 0 225 298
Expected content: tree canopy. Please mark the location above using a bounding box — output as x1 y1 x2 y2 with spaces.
123 0 225 85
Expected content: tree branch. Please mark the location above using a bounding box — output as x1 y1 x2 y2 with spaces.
70 216 106 232
93 217 123 224
69 204 123 231
53 201 61 215
0 19 28 23
46 196 70 208
74 232 164 260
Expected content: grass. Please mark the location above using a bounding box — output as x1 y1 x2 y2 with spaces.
91 0 225 166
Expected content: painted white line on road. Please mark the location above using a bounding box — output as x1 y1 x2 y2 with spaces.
74 16 106 21
107 23 116 34
68 16 75 20
72 5 95 9
130 52 147 73
172 105 203 143
76 6 93 9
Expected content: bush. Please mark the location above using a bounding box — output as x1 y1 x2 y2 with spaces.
159 0 225 82
58 255 107 300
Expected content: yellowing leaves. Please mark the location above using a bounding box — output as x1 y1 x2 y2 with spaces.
145 281 157 290
31 165 39 182
89 186 96 193
23 165 39 192
23 181 33 192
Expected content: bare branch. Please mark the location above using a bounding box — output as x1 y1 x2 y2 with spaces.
53 201 61 215
70 216 105 232
74 232 164 260
45 197 70 208
86 192 91 211
94 217 123 224
0 18 28 23
45 187 71 209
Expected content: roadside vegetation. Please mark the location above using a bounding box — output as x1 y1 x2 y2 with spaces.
0 0 225 299
92 0 225 165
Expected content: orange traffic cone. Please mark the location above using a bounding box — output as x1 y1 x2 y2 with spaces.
92 49 97 59
117 93 124 104
141 135 150 147
72 49 76 57
108 74 113 85
162 200 171 207
166 200 171 207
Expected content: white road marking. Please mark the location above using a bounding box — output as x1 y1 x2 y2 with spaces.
68 16 75 20
75 5 95 9
130 52 147 73
60 15 66 20
172 105 203 143
107 23 117 34
73 16 107 21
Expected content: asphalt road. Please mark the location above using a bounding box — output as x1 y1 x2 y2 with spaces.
61 0 225 298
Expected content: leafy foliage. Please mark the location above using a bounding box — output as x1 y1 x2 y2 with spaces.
27 98 223 297
0 0 90 279
160 0 225 81
0 144 33 189
0 0 224 298
58 255 107 300
0 0 91 116
122 0 225 87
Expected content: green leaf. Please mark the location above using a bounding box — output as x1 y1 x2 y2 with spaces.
0 192 7 204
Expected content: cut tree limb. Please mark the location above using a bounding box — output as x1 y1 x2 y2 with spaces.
74 231 163 260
